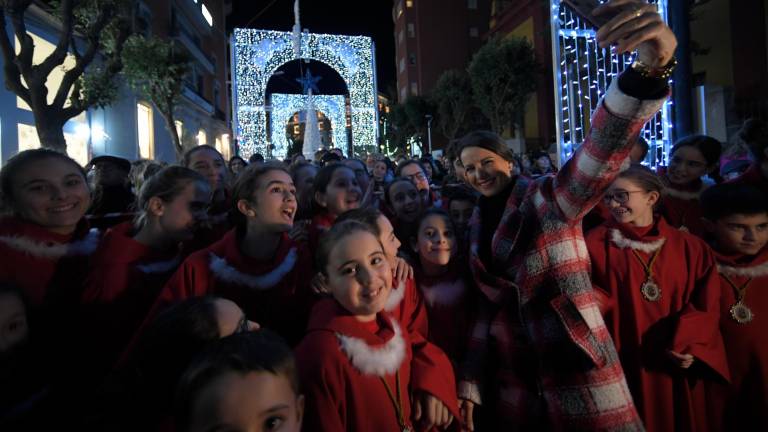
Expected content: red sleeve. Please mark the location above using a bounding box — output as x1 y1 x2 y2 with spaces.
404 278 429 337
671 238 730 382
409 322 461 422
296 333 347 432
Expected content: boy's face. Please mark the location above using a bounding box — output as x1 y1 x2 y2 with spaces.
710 213 768 256
189 371 303 432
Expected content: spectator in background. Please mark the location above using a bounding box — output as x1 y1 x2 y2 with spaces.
342 159 371 195
228 156 247 178
529 150 557 177
87 155 135 217
248 153 265 166
730 118 768 194
630 136 650 163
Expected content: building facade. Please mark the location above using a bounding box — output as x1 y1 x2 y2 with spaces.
0 0 232 166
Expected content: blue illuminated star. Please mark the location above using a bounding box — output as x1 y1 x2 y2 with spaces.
296 69 322 94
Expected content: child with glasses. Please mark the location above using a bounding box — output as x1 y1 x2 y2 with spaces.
585 164 728 432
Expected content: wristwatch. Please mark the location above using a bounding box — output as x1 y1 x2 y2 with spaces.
630 56 677 80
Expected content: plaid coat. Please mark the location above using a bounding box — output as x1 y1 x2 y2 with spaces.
460 81 667 431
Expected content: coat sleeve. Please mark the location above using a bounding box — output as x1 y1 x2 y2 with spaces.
671 238 730 382
457 295 495 405
545 79 669 223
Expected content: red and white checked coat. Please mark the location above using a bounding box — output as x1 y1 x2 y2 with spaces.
461 81 667 431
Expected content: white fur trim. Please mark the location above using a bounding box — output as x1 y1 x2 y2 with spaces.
136 257 182 274
602 79 668 121
0 228 99 259
336 317 406 376
209 248 298 290
662 182 709 200
718 262 768 279
384 279 406 311
610 229 665 253
458 380 483 405
421 279 465 307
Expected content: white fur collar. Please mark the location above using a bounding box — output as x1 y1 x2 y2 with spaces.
209 248 298 290
136 256 182 274
336 317 406 376
0 228 100 259
718 262 768 279
421 279 465 307
610 229 666 253
384 279 406 311
663 181 711 200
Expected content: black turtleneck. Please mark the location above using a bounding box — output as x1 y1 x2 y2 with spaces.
477 178 516 268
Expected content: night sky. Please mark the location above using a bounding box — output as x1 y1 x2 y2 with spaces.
228 0 397 95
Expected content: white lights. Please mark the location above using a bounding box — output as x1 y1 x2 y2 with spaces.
231 28 379 159
270 93 347 159
201 4 213 27
551 0 672 167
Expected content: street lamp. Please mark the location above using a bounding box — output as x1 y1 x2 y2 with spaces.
425 114 433 156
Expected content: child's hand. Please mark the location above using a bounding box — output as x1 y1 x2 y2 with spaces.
310 273 329 295
458 399 475 431
288 220 310 243
666 350 695 369
412 391 454 430
392 257 414 283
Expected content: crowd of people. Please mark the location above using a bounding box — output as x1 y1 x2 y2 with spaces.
1 3 767 431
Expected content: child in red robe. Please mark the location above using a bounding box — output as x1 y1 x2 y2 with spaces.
700 183 768 430
296 220 459 431
305 163 362 251
81 166 212 370
144 164 313 346
657 135 721 237
409 209 473 366
586 164 729 432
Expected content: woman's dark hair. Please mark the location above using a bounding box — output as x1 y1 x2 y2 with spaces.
415 208 455 233
135 166 210 228
395 159 427 178
182 145 224 167
228 156 247 169
384 178 417 208
174 330 298 432
316 220 382 275
455 130 515 163
335 207 384 237
616 164 665 193
231 162 290 227
1 149 86 211
670 135 722 167
311 163 355 214
736 118 768 162
701 183 768 222
289 161 317 182
446 185 477 206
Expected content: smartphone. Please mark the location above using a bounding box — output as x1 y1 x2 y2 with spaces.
561 0 622 29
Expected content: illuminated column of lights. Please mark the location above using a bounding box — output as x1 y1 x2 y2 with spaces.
231 29 378 159
270 93 347 159
551 0 672 167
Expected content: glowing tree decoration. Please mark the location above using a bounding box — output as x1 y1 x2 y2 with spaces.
231 29 378 159
301 90 322 159
550 0 672 167
270 93 347 159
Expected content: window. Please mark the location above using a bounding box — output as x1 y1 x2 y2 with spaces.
137 103 154 159
409 53 416 65
468 0 478 9
407 23 415 38
469 27 479 37
407 0 414 7
197 129 207 145
399 57 406 73
410 82 418 95
18 123 89 166
201 4 213 27
175 120 183 139
221 134 231 159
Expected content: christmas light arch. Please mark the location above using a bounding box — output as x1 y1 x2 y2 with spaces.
231 29 378 159
550 0 672 167
269 93 348 158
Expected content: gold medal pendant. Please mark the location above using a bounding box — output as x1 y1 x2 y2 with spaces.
641 279 661 302
730 301 754 324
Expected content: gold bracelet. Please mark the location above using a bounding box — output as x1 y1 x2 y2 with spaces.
630 56 677 80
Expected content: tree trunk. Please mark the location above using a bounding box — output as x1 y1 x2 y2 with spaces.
34 112 68 152
159 108 183 160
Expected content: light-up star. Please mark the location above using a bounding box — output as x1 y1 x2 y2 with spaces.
296 69 322 94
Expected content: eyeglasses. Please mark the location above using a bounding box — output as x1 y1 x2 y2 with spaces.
602 190 646 204
404 172 427 183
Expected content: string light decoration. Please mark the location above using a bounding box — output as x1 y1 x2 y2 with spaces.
550 0 672 167
231 29 379 158
270 93 348 158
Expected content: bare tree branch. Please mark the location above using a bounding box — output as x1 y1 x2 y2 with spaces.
37 0 74 77
0 6 30 103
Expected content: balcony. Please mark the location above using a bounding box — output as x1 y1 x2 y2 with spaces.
174 28 215 75
182 85 214 115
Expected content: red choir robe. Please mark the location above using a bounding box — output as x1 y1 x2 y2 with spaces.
147 228 314 345
296 298 460 432
586 218 729 432
80 222 183 369
414 266 473 365
307 211 335 255
706 248 768 430
0 217 99 312
728 161 768 195
658 174 712 238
